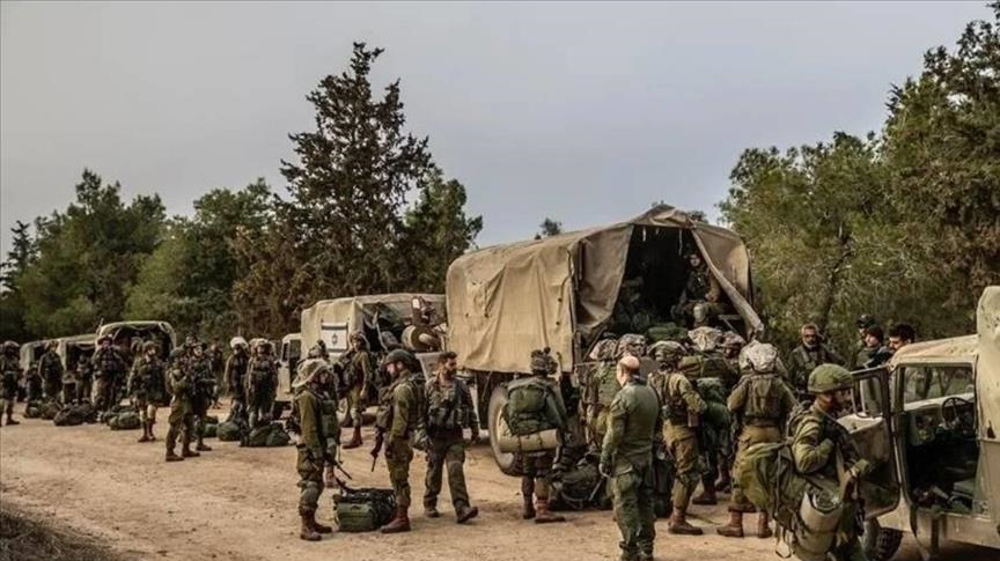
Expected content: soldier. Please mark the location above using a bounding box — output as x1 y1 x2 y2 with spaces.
600 355 660 561
789 364 873 561
720 332 746 378
787 324 844 401
647 340 706 534
851 315 877 369
93 335 127 412
76 353 93 403
887 323 915 352
165 348 199 462
512 349 568 524
225 337 250 422
1 341 21 426
188 341 216 452
582 338 621 452
677 251 724 328
290 359 338 541
246 340 278 427
38 341 63 403
24 350 43 403
208 341 225 407
423 351 479 523
717 343 797 539
857 326 891 368
128 341 167 443
342 332 374 450
373 348 426 533
306 340 329 361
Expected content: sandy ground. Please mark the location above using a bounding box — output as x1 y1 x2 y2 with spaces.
1 403 998 561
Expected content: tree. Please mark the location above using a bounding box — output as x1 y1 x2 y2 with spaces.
18 169 165 336
0 220 37 340
535 217 563 240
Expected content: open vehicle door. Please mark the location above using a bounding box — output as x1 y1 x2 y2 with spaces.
844 366 902 518
976 287 1000 535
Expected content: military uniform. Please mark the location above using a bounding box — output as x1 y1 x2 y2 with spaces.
165 353 198 461
423 375 478 520
648 365 706 534
0 343 21 426
189 352 216 451
76 356 93 403
341 348 374 448
600 376 660 561
246 349 278 427
719 354 797 538
377 368 421 514
38 349 64 403
93 344 127 412
225 347 250 421
584 361 620 449
787 344 843 399
128 350 167 442
293 371 335 540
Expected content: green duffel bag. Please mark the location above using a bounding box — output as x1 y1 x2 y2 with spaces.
40 400 61 420
24 400 45 419
205 415 220 425
217 421 243 442
244 422 290 447
334 487 396 532
550 462 608 512
646 323 688 343
53 403 96 426
202 423 218 438
109 410 141 430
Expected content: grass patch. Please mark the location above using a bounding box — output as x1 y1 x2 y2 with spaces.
0 507 131 561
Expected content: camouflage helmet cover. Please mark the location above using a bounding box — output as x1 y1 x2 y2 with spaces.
808 363 853 394
589 339 619 361
616 334 647 358
382 348 416 370
530 348 557 374
650 340 686 364
168 348 187 361
142 340 160 353
744 342 779 372
2 340 19 352
230 336 248 349
293 358 331 389
721 332 746 349
688 327 723 353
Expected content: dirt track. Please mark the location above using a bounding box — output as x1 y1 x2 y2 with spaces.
1 403 997 561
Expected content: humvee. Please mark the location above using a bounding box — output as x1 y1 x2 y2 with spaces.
445 205 763 475
841 286 1000 560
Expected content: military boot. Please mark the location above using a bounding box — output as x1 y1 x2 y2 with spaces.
165 429 183 462
148 420 157 441
5 414 19 426
181 437 200 458
341 414 354 429
343 426 363 449
380 506 411 533
424 503 441 518
714 459 732 493
196 438 213 452
310 512 333 534
757 511 773 539
300 511 321 541
533 499 565 524
456 504 479 524
716 510 744 538
138 421 151 443
691 477 717 505
668 507 703 535
521 497 536 520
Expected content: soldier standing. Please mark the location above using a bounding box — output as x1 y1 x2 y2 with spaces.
1 341 21 426
648 341 706 534
225 337 250 422
165 348 199 462
38 341 63 403
787 324 844 401
789 364 873 561
246 340 278 427
512 349 568 524
851 315 877 369
374 348 426 533
291 359 338 541
717 343 797 538
600 355 660 561
93 335 126 412
342 332 374 449
208 341 225 407
76 353 93 403
423 351 480 523
582 338 621 452
128 341 167 443
188 341 216 452
855 325 886 369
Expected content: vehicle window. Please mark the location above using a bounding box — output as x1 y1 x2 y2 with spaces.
901 366 974 404
289 340 301 362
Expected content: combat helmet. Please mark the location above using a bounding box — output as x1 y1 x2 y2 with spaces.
650 340 686 366
808 364 853 394
142 340 160 353
292 358 331 389
168 348 186 363
616 334 647 358
2 340 19 354
721 332 746 350
530 348 557 374
688 327 723 353
856 314 877 329
382 348 416 371
589 338 619 361
229 336 248 350
744 342 779 373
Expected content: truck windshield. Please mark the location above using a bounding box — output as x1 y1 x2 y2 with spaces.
901 365 974 404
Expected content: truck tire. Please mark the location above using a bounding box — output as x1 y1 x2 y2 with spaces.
862 519 903 561
487 385 523 476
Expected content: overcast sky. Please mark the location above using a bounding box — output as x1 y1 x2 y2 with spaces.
0 1 988 256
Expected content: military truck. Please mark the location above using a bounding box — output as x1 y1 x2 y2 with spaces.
276 332 302 401
446 205 764 474
95 321 178 361
841 286 1000 560
57 334 95 371
18 339 51 400
276 294 447 405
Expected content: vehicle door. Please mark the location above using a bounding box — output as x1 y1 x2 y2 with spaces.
847 366 901 518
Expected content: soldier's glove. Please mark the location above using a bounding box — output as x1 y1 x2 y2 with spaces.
817 439 836 462
849 459 873 480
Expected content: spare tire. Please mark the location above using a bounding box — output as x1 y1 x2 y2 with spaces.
487 384 522 477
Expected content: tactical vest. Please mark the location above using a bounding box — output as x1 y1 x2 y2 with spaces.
426 378 471 432
0 356 18 391
743 373 786 426
94 348 124 377
664 372 692 424
229 353 249 385
138 358 166 396
250 357 276 388
375 371 425 437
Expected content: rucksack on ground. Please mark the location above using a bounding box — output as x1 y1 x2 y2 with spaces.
109 410 141 430
334 487 396 532
504 377 561 437
243 422 290 447
202 423 218 438
550 462 608 512
217 420 244 441
53 403 96 426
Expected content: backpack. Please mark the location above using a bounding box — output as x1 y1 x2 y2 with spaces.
109 410 141 430
679 353 732 380
24 399 45 419
244 422 290 447
202 423 218 438
504 377 560 436
217 420 244 442
334 486 396 532
550 462 608 512
53 403 96 426
745 374 785 421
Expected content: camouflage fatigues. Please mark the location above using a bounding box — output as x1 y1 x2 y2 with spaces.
787 344 843 399
376 369 423 509
600 377 660 560
584 361 621 449
513 374 568 505
93 346 127 411
648 367 706 510
189 354 216 443
75 358 93 403
166 361 196 452
128 354 167 425
38 350 64 403
225 350 249 421
423 376 475 511
293 386 333 515
246 353 277 427
1 353 20 420
344 350 374 426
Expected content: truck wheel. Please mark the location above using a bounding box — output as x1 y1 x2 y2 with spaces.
487 385 523 476
862 519 903 561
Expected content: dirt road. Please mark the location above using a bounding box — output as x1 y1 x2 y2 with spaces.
1 404 996 561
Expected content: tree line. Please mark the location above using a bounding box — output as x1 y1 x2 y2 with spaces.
2 8 998 357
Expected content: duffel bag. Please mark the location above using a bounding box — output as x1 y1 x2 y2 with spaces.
334 487 396 532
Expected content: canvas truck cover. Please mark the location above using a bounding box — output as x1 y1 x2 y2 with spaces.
977 286 1000 449
446 205 763 375
300 293 445 355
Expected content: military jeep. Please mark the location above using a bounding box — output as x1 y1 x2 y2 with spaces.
841 286 1000 560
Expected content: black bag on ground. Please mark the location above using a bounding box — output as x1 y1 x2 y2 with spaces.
550 462 608 512
53 403 97 426
334 487 396 532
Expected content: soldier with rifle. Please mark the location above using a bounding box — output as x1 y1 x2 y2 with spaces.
290 358 340 541
341 332 374 450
